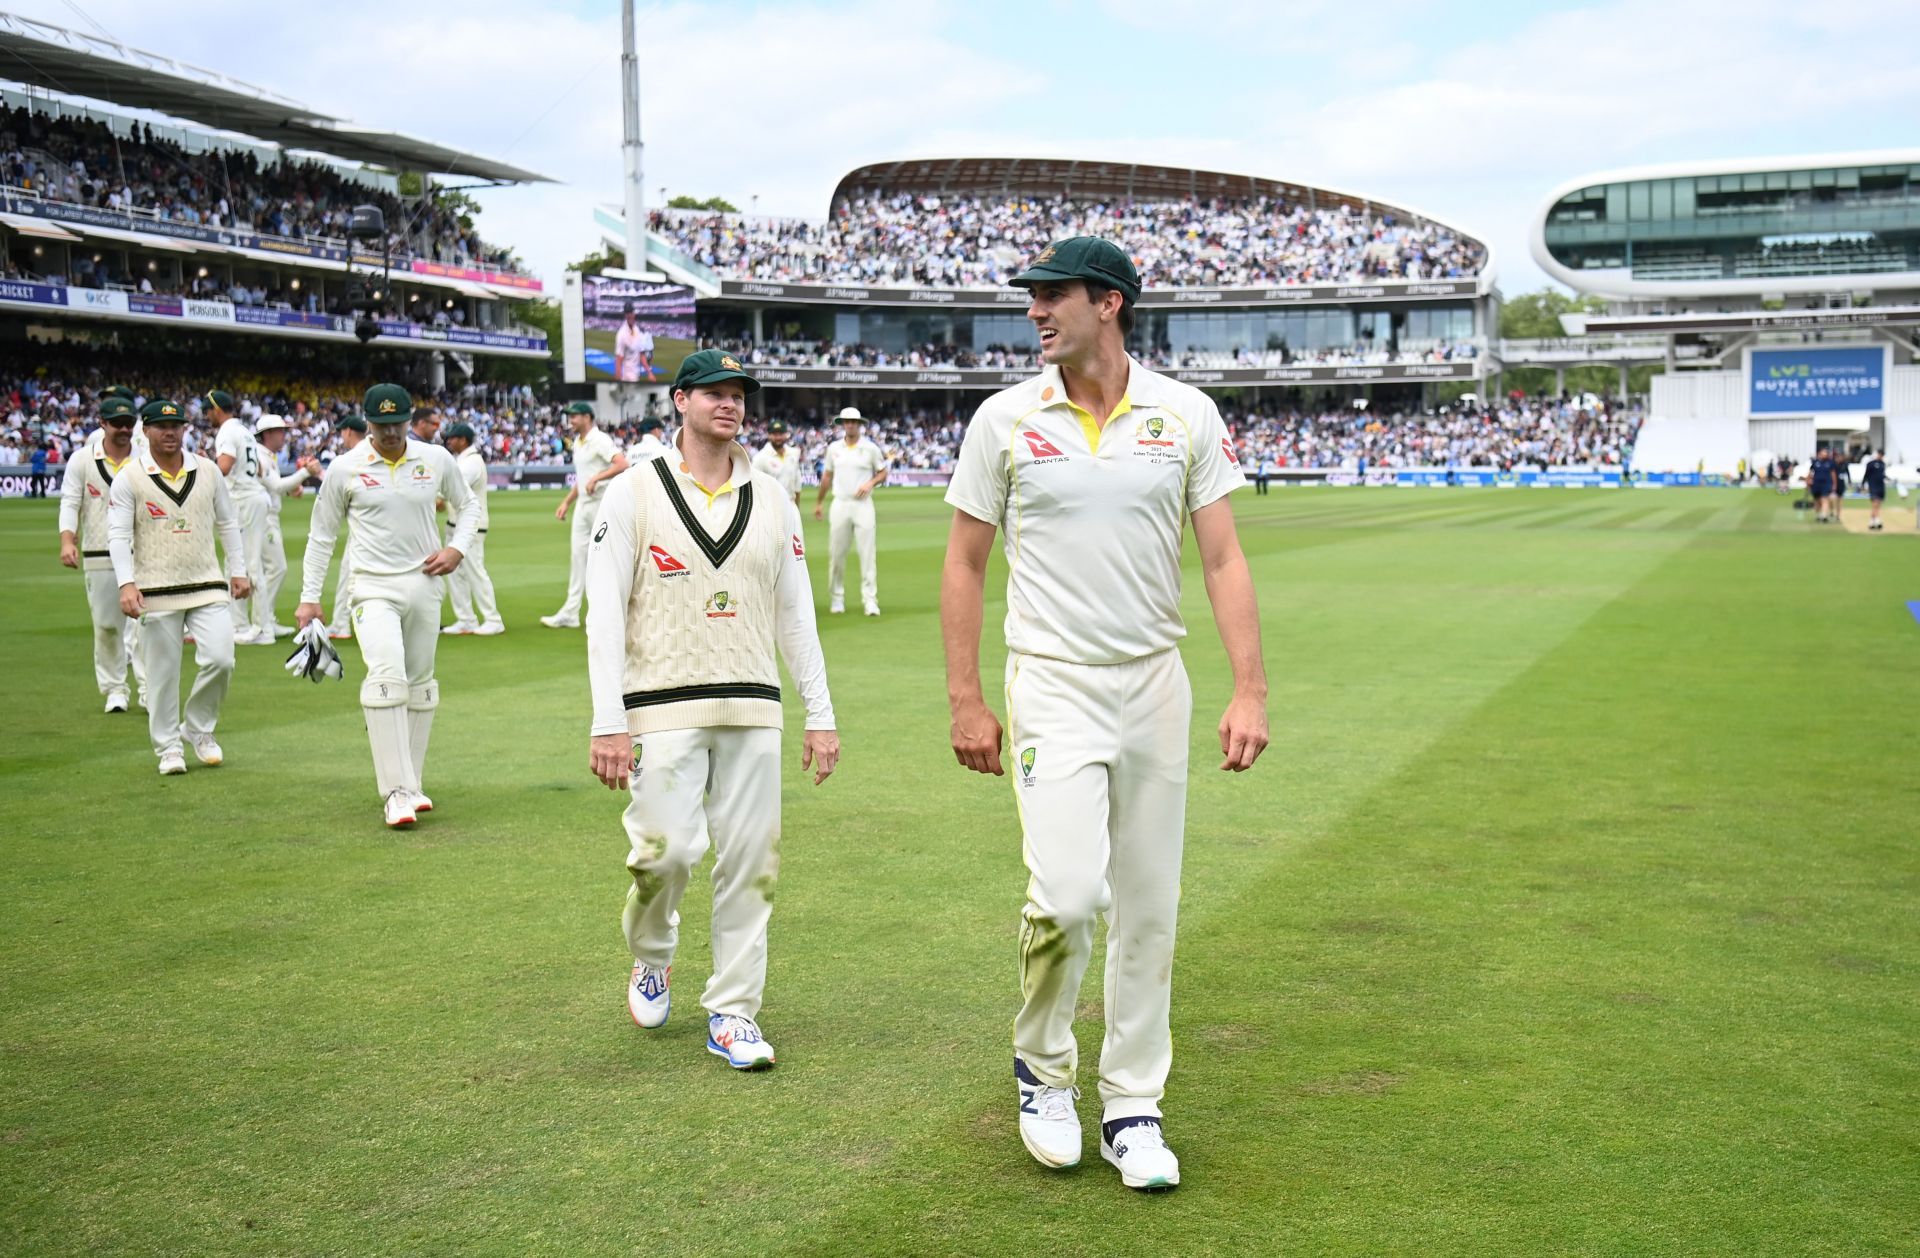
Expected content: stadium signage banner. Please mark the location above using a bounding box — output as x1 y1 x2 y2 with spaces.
748 362 1476 390
717 278 1478 309
1748 346 1886 413
0 278 548 355
0 192 543 293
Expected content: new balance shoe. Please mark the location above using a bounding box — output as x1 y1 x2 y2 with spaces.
628 964 670 1028
1100 1117 1179 1190
157 752 187 776
189 736 223 767
473 620 506 636
441 621 478 636
706 1014 775 1069
539 613 580 629
104 689 129 714
384 790 417 828
1015 1057 1081 1168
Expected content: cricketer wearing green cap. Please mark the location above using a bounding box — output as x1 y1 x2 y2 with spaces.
582 330 838 1072
297 382 483 828
940 235 1269 1191
207 385 278 643
106 395 249 775
438 422 503 636
542 400 628 628
57 394 146 713
751 414 802 505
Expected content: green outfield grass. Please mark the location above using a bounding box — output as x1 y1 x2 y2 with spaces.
2 485 1915 1256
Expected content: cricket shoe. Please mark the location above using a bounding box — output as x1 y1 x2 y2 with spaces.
1101 1117 1179 1190
270 623 297 639
189 736 224 767
411 791 433 813
384 790 417 828
104 689 130 714
627 964 670 1028
157 751 187 776
1015 1057 1081 1168
863 602 881 617
442 621 478 636
327 624 352 641
539 613 580 629
474 620 506 636
232 627 266 646
828 601 845 615
707 1014 775 1069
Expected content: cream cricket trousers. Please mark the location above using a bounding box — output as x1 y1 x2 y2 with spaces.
621 725 783 1020
557 495 601 619
447 531 499 626
1005 648 1192 1120
227 491 270 633
141 602 235 759
827 496 877 608
350 569 443 799
83 567 142 697
256 511 287 635
327 550 354 635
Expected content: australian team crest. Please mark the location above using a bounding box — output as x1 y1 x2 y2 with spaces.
1145 416 1164 439
1019 746 1036 783
704 590 738 619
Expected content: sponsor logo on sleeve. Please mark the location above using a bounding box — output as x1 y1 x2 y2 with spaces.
791 533 805 558
1221 437 1240 466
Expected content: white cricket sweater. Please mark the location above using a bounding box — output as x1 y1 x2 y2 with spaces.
106 452 245 611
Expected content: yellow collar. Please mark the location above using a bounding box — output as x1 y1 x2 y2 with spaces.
1063 393 1134 455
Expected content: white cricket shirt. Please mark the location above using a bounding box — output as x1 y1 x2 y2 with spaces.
572 427 619 502
945 359 1245 666
628 432 671 465
825 436 888 501
456 447 491 531
752 442 803 497
299 438 481 602
214 417 269 500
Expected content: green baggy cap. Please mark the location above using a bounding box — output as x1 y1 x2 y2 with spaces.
673 349 761 396
1008 236 1142 304
364 383 413 424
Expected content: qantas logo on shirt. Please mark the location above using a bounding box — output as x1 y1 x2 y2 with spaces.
649 545 689 576
358 473 384 488
1021 430 1065 459
1221 437 1240 465
144 501 169 519
87 483 103 497
791 534 805 558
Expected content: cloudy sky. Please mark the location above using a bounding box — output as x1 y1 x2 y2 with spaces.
5 0 1912 295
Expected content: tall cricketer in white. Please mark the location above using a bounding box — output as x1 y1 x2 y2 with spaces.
542 401 626 629
58 394 145 712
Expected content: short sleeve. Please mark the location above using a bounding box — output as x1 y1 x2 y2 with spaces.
944 406 1009 526
1185 397 1247 514
214 422 242 462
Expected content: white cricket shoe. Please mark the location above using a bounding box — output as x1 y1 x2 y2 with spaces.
828 601 845 615
706 1014 775 1069
232 627 265 646
327 624 353 641
189 736 224 767
441 621 477 636
863 602 881 617
1101 1118 1180 1190
628 964 670 1028
270 623 297 639
540 613 580 629
157 752 187 776
474 620 506 636
384 790 417 828
411 791 434 814
1015 1057 1081 1168
104 689 129 714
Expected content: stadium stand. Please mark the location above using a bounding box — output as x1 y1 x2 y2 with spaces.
650 191 1485 289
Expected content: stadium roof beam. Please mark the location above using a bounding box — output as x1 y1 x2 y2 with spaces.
0 13 552 183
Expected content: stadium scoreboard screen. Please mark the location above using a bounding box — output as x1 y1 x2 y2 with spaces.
573 276 696 383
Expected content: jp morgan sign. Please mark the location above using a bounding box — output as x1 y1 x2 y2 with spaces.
718 278 1481 309
735 362 1477 390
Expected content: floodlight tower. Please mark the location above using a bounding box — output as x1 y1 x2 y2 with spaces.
621 0 644 273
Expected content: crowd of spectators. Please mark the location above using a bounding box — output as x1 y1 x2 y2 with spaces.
1 103 526 274
652 191 1485 289
7 354 1636 477
707 338 1482 372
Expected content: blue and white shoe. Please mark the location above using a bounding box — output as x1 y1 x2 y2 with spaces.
1101 1117 1179 1190
706 1014 775 1069
627 964 670 1028
1016 1057 1081 1168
